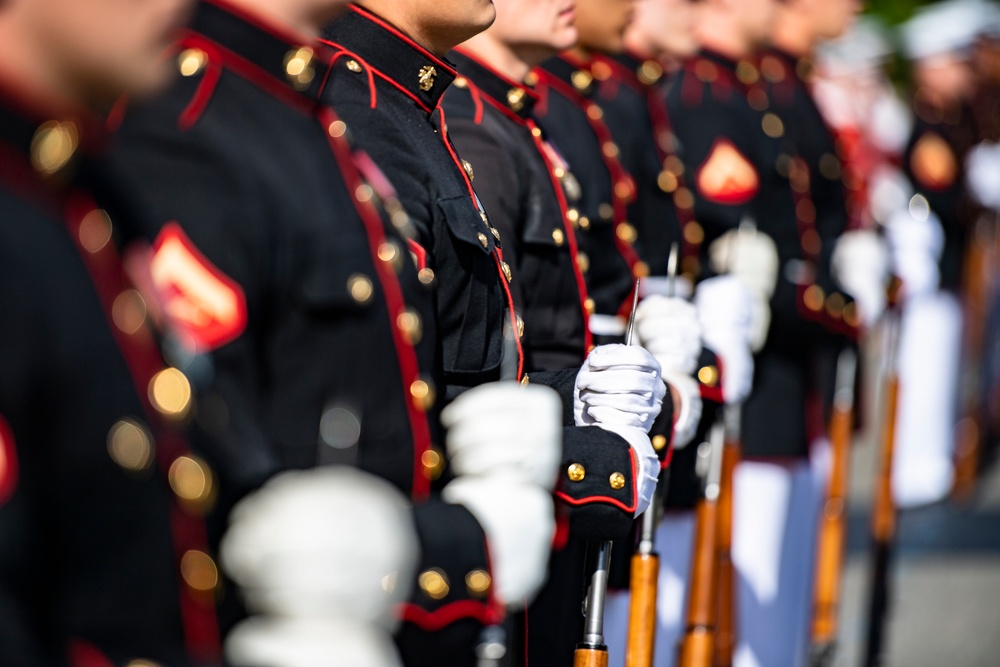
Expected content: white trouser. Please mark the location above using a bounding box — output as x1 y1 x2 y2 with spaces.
604 512 697 667
891 291 961 509
732 457 823 667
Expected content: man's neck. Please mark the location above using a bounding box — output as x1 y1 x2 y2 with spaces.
769 12 813 59
622 25 657 61
460 32 538 81
695 21 751 61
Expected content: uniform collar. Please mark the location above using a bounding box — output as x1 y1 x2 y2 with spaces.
192 0 335 102
450 49 538 122
0 76 103 187
613 51 666 88
323 5 457 112
760 47 812 85
539 52 597 97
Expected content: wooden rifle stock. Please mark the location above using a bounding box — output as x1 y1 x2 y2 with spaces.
810 350 858 666
713 406 741 667
679 419 726 667
863 315 901 667
574 648 609 667
624 550 659 667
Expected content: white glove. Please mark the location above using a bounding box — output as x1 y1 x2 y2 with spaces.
694 275 755 404
441 383 563 489
221 468 418 627
831 230 891 327
662 371 703 449
634 295 702 375
708 228 780 300
574 344 666 432
588 422 660 516
884 207 944 300
966 142 1000 212
442 476 554 605
226 618 402 667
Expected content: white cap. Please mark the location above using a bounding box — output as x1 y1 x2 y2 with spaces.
900 0 998 61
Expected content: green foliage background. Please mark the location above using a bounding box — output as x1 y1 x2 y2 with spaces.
864 0 935 25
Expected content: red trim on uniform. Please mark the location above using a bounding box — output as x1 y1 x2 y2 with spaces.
555 446 639 514
179 44 224 130
527 118 593 353
324 49 379 109
399 599 501 631
348 5 457 77
67 640 115 667
452 47 540 127
661 441 675 470
407 238 428 272
320 107 434 501
62 195 222 662
0 415 18 506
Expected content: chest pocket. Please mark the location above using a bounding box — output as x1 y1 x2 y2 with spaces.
293 236 379 313
521 183 565 248
437 195 496 255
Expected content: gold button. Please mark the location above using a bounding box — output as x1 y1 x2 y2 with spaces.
418 65 438 92
149 368 192 419
31 120 79 175
567 463 586 482
579 216 591 230
328 120 348 138
584 298 596 315
178 48 207 77
345 59 362 73
592 60 613 81
410 379 436 411
524 71 539 86
355 184 374 203
615 179 633 201
674 187 695 210
107 419 154 472
736 60 760 85
418 568 450 600
397 309 423 344
378 241 400 266
79 208 113 254
507 87 526 111
552 229 565 246
477 232 489 248
602 142 619 159
804 285 825 312
577 253 590 273
566 208 580 224
516 315 525 338
587 105 604 121
126 661 162 667
639 60 664 85
348 274 374 305
180 550 218 592
169 455 215 513
616 223 638 244
417 268 436 285
762 113 785 138
652 435 668 452
462 159 475 182
571 70 593 91
598 203 614 221
531 126 543 138
698 365 719 387
658 170 678 193
843 301 860 328
501 262 513 283
284 46 315 90
609 472 626 490
663 156 685 175
826 292 846 319
112 289 147 335
454 76 468 88
421 447 445 480
684 222 704 245
633 261 650 279
466 569 492 597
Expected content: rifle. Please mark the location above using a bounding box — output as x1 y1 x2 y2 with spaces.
678 417 726 667
575 281 642 667
624 245 679 667
863 309 901 667
809 348 858 667
712 406 741 667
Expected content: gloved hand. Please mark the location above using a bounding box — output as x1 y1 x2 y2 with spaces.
226 619 402 667
966 142 1000 212
634 295 702 375
220 468 418 667
441 477 554 604
831 230 891 327
884 207 944 300
662 371 703 449
708 227 780 301
694 275 755 404
574 344 665 432
441 383 563 488
440 382 563 606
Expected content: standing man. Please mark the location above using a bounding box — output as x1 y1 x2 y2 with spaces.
665 0 863 664
106 1 566 665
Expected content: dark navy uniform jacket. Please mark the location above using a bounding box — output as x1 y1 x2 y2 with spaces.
106 1 499 661
0 82 223 664
667 50 858 458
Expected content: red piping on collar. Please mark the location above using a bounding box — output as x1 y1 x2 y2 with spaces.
348 4 457 77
